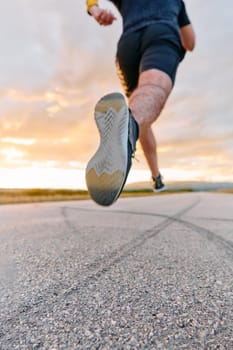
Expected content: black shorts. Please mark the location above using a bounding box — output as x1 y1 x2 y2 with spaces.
116 23 185 97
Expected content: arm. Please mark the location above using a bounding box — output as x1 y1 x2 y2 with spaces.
180 24 196 51
86 0 117 26
178 1 196 51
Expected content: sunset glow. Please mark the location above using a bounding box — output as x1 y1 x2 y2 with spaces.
0 167 208 190
0 0 232 189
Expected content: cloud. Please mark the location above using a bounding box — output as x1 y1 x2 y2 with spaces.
0 0 233 184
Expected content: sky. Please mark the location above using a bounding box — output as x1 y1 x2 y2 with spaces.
0 0 233 189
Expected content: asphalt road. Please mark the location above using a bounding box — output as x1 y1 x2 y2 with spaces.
0 192 233 350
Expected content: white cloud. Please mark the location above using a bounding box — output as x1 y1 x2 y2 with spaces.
0 0 232 185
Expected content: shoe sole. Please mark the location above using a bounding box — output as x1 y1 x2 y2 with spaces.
86 93 129 206
153 185 167 193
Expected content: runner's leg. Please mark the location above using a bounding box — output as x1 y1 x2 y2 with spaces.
129 68 172 131
139 126 160 179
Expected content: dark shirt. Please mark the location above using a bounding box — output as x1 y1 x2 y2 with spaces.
108 0 191 34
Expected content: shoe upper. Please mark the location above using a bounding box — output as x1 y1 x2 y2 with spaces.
152 174 166 191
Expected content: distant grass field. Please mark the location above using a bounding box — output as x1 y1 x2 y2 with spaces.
0 188 188 205
0 189 90 205
0 187 232 205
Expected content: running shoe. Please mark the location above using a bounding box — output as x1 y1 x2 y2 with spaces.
152 173 166 192
86 92 139 206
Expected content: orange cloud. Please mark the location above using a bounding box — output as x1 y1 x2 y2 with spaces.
0 0 232 188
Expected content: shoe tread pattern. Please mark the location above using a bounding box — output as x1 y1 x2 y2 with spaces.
86 93 129 206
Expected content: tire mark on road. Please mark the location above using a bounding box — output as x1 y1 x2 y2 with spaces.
175 217 233 256
0 197 201 336
61 196 233 281
61 197 201 295
2 194 232 337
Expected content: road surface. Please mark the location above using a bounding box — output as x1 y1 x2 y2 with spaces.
0 192 233 349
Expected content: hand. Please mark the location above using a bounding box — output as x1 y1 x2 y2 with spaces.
89 6 117 26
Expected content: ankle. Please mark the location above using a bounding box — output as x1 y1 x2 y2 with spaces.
152 173 160 180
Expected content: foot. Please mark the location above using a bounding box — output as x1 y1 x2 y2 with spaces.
152 173 166 192
86 93 138 206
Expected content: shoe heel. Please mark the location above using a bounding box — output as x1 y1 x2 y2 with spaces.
95 93 126 114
